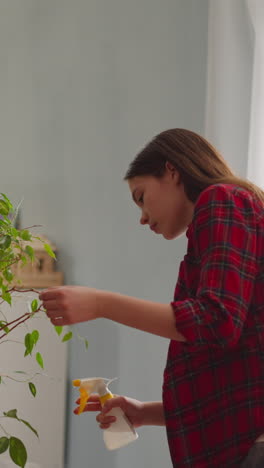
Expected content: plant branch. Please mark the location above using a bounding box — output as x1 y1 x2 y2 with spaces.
0 339 23 346
0 372 43 383
0 313 30 332
0 302 46 339
25 225 43 229
0 423 10 437
0 315 32 339
11 287 41 295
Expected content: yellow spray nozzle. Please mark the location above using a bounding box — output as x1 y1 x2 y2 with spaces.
78 387 89 414
99 391 113 406
72 377 116 413
72 379 81 387
72 379 90 414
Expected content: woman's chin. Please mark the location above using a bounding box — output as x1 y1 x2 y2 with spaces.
162 232 176 240
163 229 186 240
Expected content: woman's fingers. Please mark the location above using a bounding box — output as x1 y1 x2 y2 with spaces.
75 394 101 406
73 394 117 427
98 420 116 429
96 413 117 428
74 394 102 414
102 395 127 414
40 286 99 325
41 300 58 312
74 402 101 414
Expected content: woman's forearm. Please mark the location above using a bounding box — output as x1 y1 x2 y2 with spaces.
98 290 186 341
142 401 166 426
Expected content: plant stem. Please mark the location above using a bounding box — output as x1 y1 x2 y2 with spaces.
0 315 31 339
0 372 42 383
0 339 23 346
0 423 10 437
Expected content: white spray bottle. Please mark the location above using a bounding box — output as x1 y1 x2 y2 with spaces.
73 377 138 450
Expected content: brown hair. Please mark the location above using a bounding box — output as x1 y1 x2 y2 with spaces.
124 128 264 204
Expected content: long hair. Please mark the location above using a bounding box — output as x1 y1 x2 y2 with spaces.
124 128 264 204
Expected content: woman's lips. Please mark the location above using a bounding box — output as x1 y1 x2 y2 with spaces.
150 223 158 232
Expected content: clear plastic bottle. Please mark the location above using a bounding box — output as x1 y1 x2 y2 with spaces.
103 405 138 450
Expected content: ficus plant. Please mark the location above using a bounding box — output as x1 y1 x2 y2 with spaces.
0 194 87 467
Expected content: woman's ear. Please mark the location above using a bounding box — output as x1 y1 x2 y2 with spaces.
165 161 175 173
165 161 180 183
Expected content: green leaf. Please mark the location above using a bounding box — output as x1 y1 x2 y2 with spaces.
31 299 38 312
19 230 31 241
0 218 9 227
0 436 9 454
0 199 10 216
62 331 73 342
31 329 39 345
36 352 44 369
44 243 56 259
3 409 38 439
54 325 63 336
0 321 10 334
0 376 2 383
3 268 14 282
1 291 12 305
0 235 11 250
25 245 34 261
20 419 38 438
10 227 18 237
77 333 89 350
0 193 13 209
9 437 27 468
4 409 18 419
24 333 34 356
21 256 27 265
28 382 37 398
24 330 39 355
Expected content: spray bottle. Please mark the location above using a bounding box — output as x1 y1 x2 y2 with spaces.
73 377 138 450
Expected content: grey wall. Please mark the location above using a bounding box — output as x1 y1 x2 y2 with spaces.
0 1 209 467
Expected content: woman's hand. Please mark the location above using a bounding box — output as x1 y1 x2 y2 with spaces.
74 394 145 429
39 286 99 326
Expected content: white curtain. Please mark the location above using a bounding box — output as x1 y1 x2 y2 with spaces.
205 0 253 177
246 0 264 189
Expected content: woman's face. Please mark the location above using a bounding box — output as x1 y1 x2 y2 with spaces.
128 164 194 240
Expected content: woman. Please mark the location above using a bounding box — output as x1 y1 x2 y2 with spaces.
40 129 264 467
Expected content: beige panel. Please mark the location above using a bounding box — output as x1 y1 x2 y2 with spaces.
0 292 68 468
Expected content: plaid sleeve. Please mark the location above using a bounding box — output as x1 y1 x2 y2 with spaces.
172 185 258 348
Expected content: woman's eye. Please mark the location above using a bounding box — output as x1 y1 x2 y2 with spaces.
138 194 144 204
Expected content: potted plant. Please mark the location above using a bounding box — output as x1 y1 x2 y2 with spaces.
0 193 74 467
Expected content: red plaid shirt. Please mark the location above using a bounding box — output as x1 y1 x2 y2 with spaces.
163 184 264 468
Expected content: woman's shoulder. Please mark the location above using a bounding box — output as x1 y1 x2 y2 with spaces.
192 183 263 226
196 183 261 209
